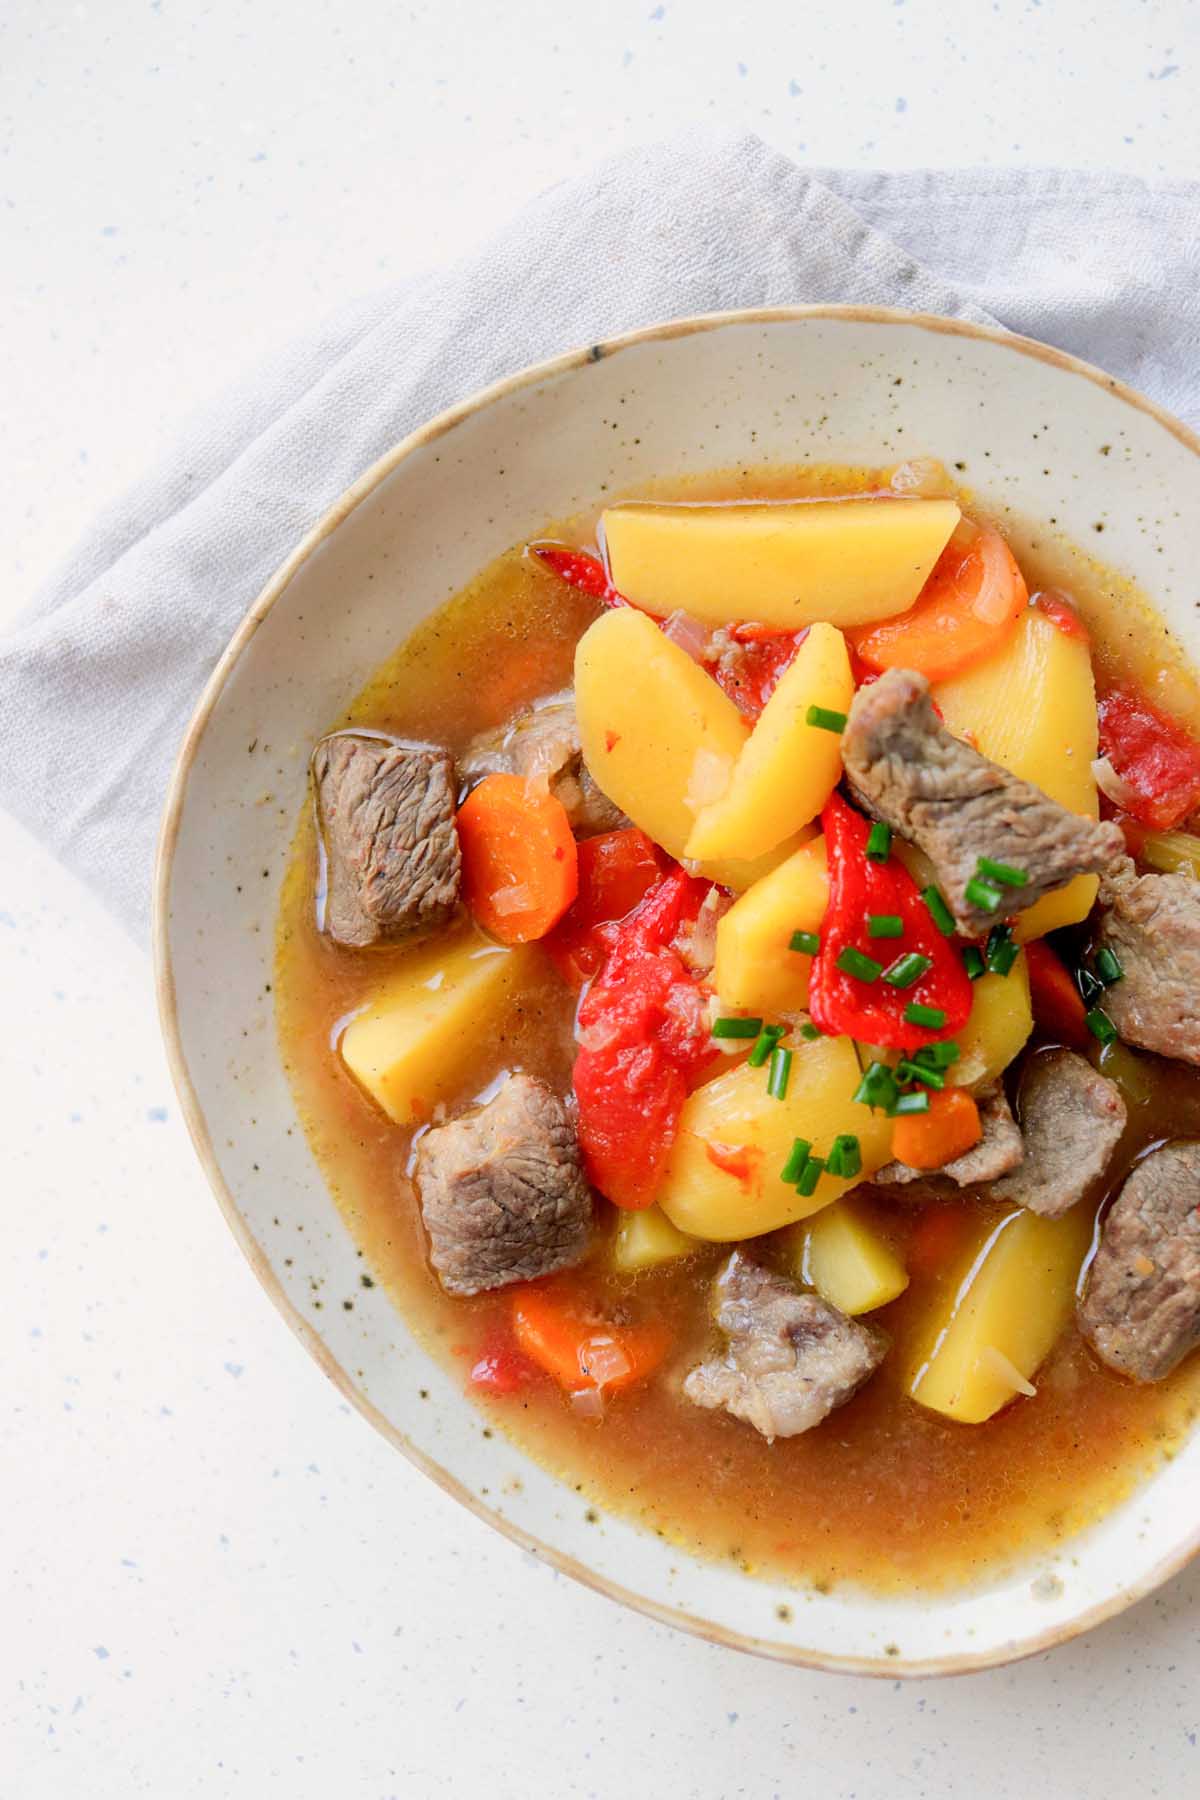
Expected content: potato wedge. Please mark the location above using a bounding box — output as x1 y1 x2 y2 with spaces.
948 956 1033 1092
685 623 853 860
602 498 961 630
611 1206 698 1273
574 608 793 890
656 1033 894 1241
714 834 827 1016
909 1205 1092 1423
340 928 534 1125
798 1198 909 1315
934 607 1101 939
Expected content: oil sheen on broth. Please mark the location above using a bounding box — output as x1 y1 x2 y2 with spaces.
275 464 1200 1597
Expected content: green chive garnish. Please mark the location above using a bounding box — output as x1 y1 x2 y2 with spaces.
748 1025 784 1067
795 1155 825 1198
780 1138 812 1184
883 951 932 989
1096 947 1124 986
768 1044 793 1099
921 886 957 937
915 1041 960 1069
867 913 904 939
985 925 1018 977
853 1061 900 1112
789 929 821 955
962 945 986 981
903 1000 947 1029
712 1015 763 1039
799 1022 821 1041
965 875 1004 914
836 946 883 983
866 822 892 862
806 704 847 734
827 1134 861 1179
889 1090 931 1117
976 855 1029 889
897 1057 946 1090
1086 1006 1118 1046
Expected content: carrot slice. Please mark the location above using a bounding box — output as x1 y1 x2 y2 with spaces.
849 524 1029 683
456 772 579 943
511 1287 670 1394
890 1086 982 1171
1024 938 1090 1048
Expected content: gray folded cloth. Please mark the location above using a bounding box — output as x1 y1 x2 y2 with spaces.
3 129 1198 938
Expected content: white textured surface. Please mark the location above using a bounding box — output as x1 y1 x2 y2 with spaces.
5 2 1200 1795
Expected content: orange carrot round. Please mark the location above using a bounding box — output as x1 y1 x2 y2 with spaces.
511 1286 670 1395
849 525 1028 683
891 1086 982 1171
456 772 579 943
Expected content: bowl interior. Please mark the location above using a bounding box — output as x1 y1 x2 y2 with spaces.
158 310 1200 1674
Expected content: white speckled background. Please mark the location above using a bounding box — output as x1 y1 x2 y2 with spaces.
4 2 1200 1794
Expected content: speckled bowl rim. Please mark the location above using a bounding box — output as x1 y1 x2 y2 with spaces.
154 304 1200 1678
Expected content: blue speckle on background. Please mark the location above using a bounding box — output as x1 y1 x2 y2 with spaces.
145 1106 168 1123
224 1361 244 1378
896 96 908 112
93 1646 109 1661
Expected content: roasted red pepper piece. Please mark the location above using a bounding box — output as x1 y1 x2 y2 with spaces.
1034 589 1090 644
1024 939 1090 1049
1097 684 1200 831
531 543 624 605
544 827 663 985
707 632 802 720
573 867 716 1209
808 791 972 1052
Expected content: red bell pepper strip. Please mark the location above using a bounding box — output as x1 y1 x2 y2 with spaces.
1097 683 1200 831
1034 589 1090 644
1024 938 1090 1049
807 791 972 1052
531 543 625 606
543 827 663 984
573 866 716 1209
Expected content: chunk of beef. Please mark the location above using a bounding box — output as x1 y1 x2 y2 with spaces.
462 692 625 836
414 1073 593 1296
1078 1140 1200 1381
313 733 460 948
1095 857 1200 1066
682 1251 887 1441
982 1049 1126 1216
874 1084 1023 1188
841 669 1125 935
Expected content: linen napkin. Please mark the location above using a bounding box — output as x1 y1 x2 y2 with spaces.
3 129 1198 939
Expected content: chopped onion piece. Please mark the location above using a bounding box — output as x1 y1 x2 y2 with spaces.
981 1345 1037 1399
1091 755 1141 811
661 608 713 663
889 457 954 498
567 1386 606 1421
684 746 734 815
491 882 534 917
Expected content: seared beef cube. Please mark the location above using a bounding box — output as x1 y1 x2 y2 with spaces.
1078 1140 1200 1381
984 1049 1126 1217
841 669 1125 935
462 692 625 837
414 1073 593 1295
875 1084 1023 1188
683 1251 886 1441
313 733 460 948
1095 858 1200 1066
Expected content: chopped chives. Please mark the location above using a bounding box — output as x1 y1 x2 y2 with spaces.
962 944 986 981
897 1057 946 1090
806 704 847 734
889 1089 931 1117
883 951 932 989
795 1154 825 1198
903 1000 947 1029
921 885 957 937
799 1022 822 1041
712 1014 763 1039
867 913 904 939
1096 946 1124 986
748 1024 784 1067
853 1060 900 1112
866 822 892 862
789 929 821 955
1075 966 1105 1006
780 1138 813 1184
1086 1006 1118 1047
915 1040 960 1069
985 925 1018 977
836 946 883 983
964 875 1004 914
976 855 1030 889
827 1134 861 1178
767 1044 793 1100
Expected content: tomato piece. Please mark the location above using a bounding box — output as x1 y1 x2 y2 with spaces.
807 792 972 1051
1034 589 1090 644
544 828 663 983
468 1331 541 1395
848 524 1028 683
1097 684 1200 831
574 1041 687 1211
708 632 803 720
531 542 623 604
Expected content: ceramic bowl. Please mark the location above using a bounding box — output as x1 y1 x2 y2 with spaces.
155 307 1200 1675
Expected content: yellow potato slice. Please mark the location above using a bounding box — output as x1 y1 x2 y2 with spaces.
685 622 853 860
339 928 533 1125
934 607 1101 939
602 497 961 629
657 1034 893 1241
909 1205 1092 1424
798 1198 909 1315
713 834 828 1016
611 1206 698 1273
948 957 1033 1092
